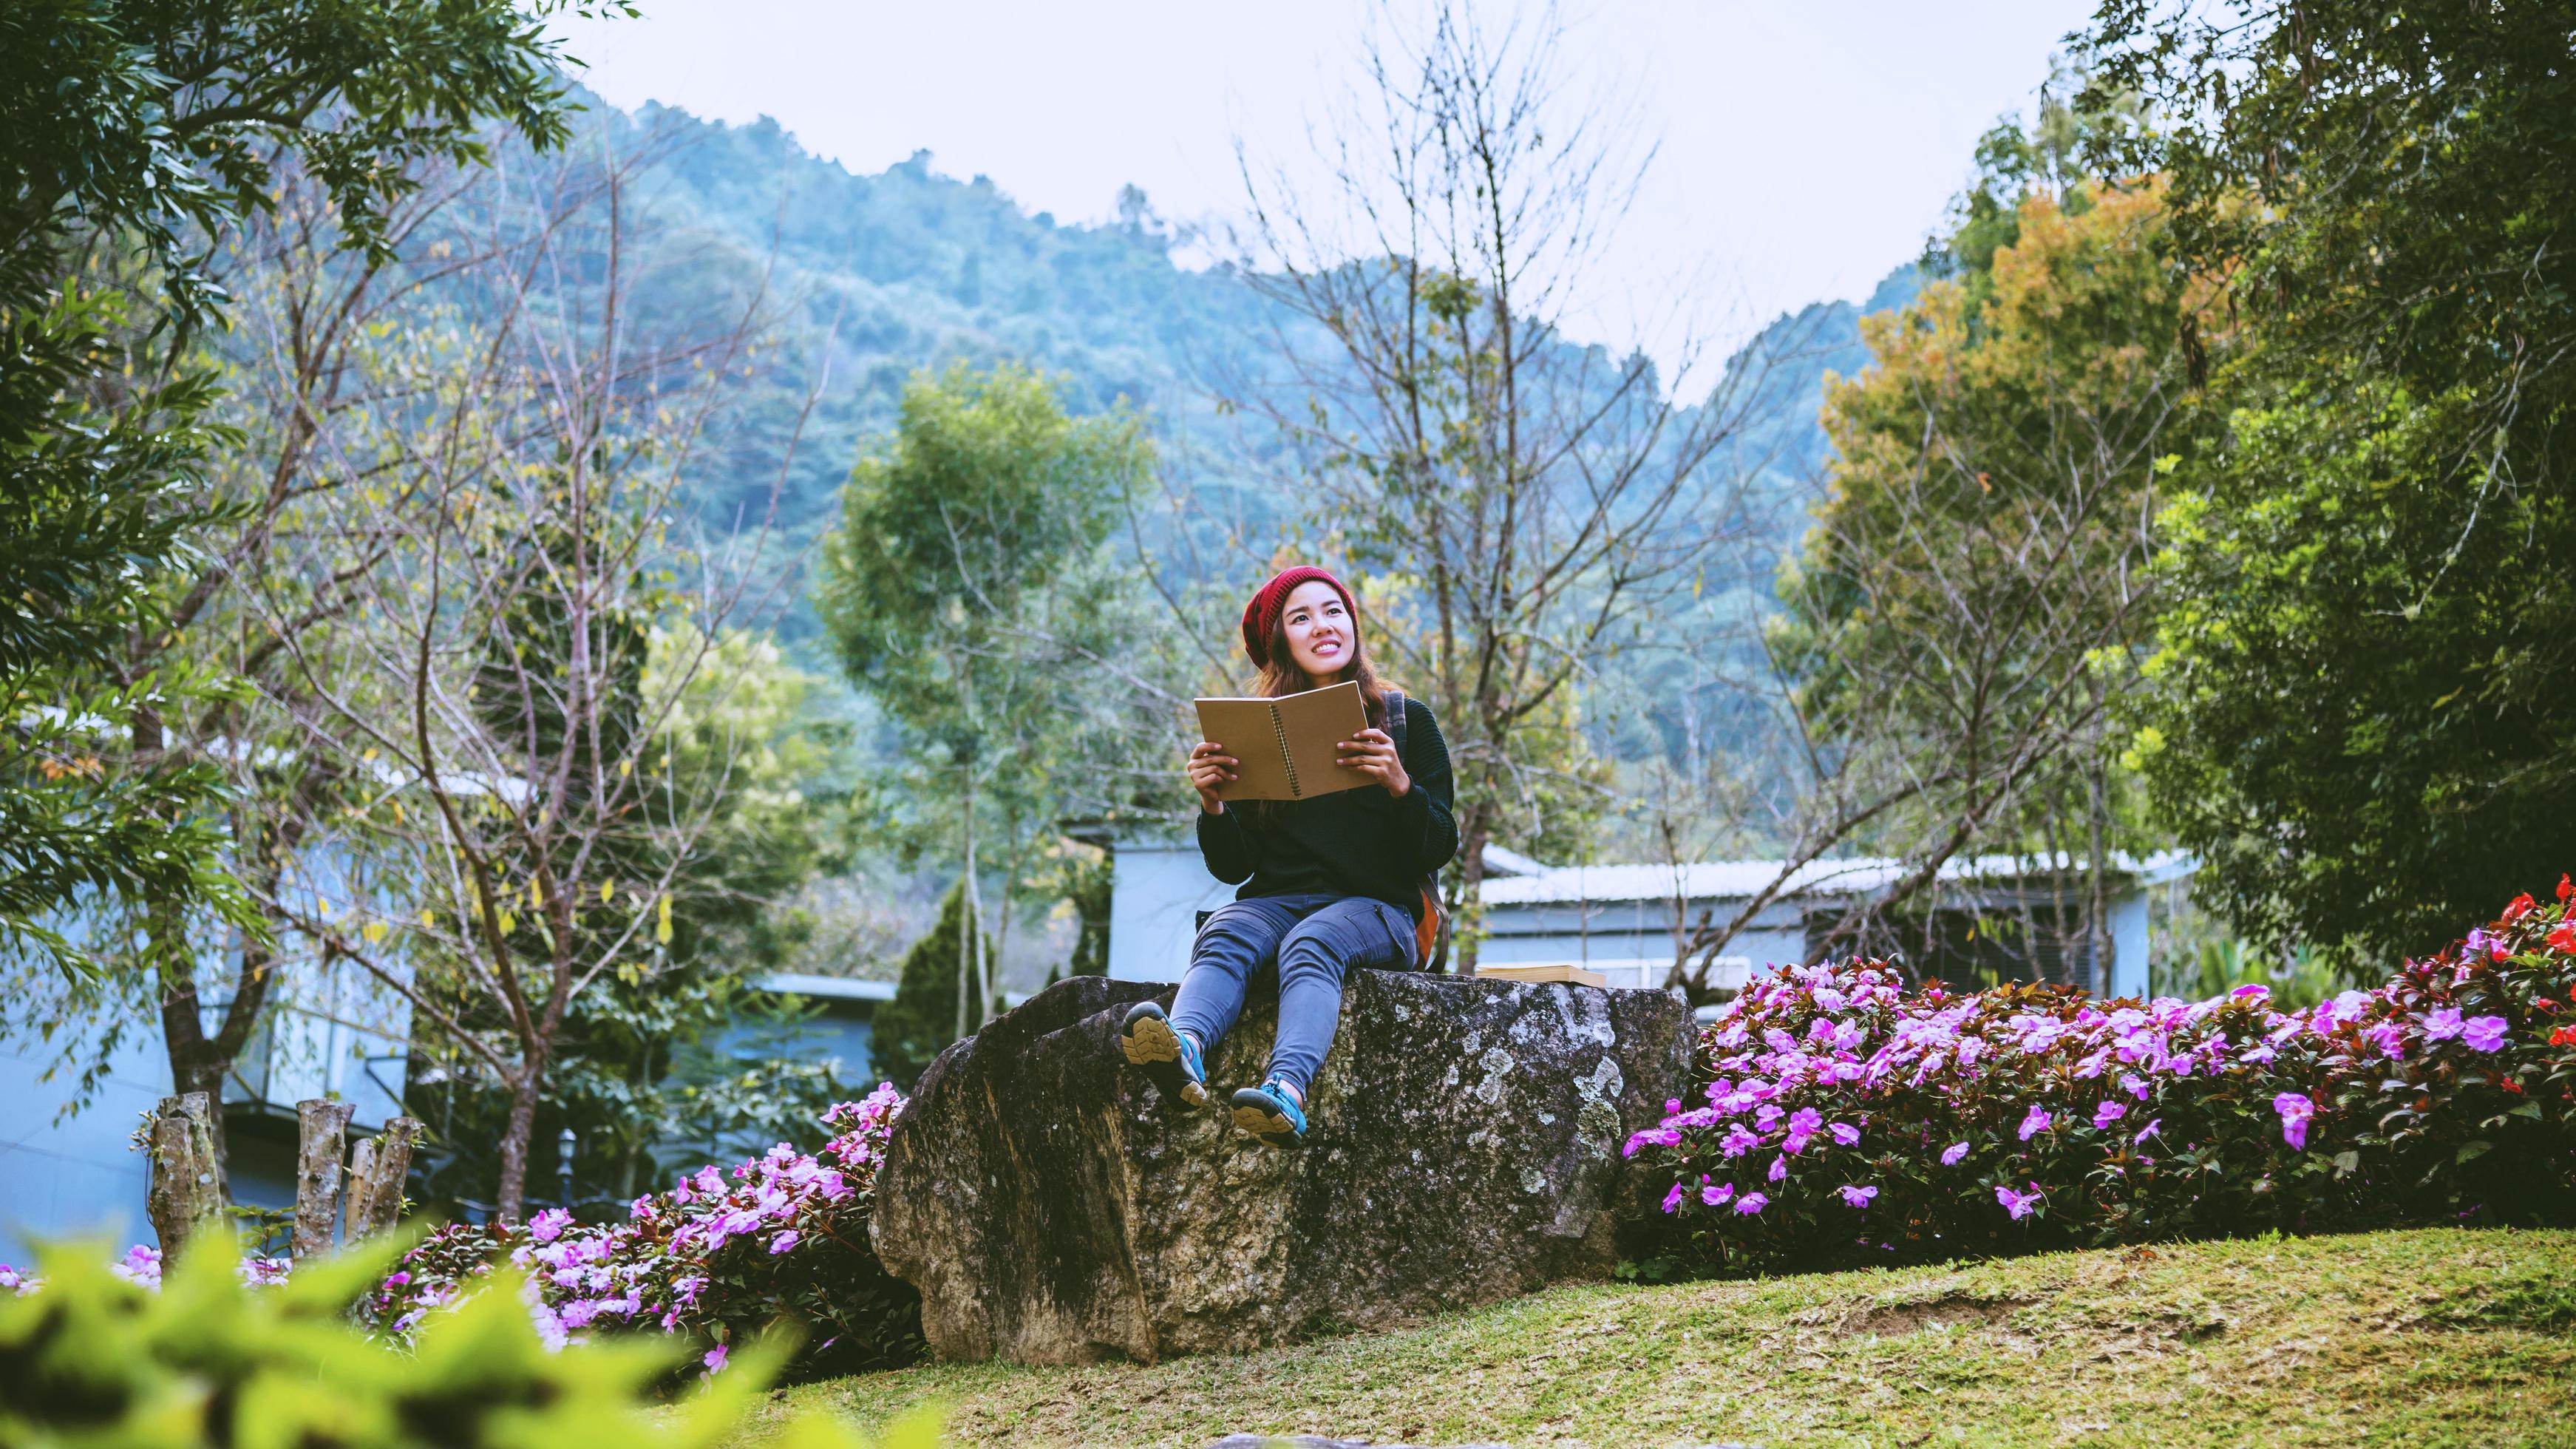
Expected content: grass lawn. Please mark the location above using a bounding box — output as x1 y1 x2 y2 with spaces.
772 1226 2576 1448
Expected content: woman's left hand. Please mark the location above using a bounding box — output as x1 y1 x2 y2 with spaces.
1336 727 1410 798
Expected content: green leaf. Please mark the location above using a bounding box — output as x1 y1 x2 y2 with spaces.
2455 1139 2493 1165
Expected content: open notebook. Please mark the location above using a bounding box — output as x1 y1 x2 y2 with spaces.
1194 681 1373 802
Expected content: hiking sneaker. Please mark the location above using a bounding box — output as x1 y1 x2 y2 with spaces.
1118 1001 1208 1107
1229 1077 1309 1148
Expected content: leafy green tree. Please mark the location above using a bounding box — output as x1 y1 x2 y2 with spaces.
401 627 846 1212
869 880 996 1090
1666 112 2211 995
815 362 1152 1043
251 135 818 1220
2087 0 2576 959
0 0 585 974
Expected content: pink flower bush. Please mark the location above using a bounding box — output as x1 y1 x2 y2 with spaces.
361 1083 920 1371
1627 879 2576 1273
0 1244 296 1297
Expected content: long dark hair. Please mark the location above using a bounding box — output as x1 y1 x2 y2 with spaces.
1254 607 1391 729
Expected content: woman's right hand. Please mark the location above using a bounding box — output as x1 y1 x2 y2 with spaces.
1186 740 1237 814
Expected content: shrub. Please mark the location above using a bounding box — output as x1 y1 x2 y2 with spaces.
361 1084 921 1374
0 1232 922 1449
871 880 996 1090
1626 878 2576 1273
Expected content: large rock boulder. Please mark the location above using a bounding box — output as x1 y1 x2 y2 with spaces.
869 969 1691 1365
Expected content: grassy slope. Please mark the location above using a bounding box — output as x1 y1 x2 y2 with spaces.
781 1228 2576 1448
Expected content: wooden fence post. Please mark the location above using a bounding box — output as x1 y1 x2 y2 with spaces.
144 1092 226 1259
292 1099 356 1259
342 1116 421 1245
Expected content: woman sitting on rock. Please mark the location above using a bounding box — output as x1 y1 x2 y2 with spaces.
1117 565 1458 1147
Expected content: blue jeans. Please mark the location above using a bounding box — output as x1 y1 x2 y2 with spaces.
1169 893 1419 1096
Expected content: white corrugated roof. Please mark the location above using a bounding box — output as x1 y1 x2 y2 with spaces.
755 972 897 1001
1478 852 2191 907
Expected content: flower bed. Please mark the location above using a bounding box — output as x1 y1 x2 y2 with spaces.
1625 880 2576 1273
359 1082 920 1372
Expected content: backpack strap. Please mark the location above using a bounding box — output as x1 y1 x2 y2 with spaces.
1379 688 1447 970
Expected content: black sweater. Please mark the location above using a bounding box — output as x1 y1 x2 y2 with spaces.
1195 696 1459 918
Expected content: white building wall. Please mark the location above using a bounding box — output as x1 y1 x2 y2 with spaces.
0 1021 171 1264
2110 886 2152 999
1 846 414 1264
1104 835 1234 984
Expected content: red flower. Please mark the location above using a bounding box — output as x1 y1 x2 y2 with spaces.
2504 893 2538 923
2560 873 2575 904
2500 1077 2525 1095
2551 1025 2576 1048
2550 921 2576 955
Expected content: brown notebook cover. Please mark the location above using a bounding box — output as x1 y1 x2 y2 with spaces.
1194 681 1372 802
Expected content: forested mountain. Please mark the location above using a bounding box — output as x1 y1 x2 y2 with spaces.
540 88 1916 650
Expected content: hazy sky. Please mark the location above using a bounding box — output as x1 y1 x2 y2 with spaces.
551 1 2098 381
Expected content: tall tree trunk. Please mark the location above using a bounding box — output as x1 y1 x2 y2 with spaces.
1450 810 1489 974
2084 696 2113 998
494 1065 543 1224
957 761 978 1043
992 822 1022 1013
155 945 233 1182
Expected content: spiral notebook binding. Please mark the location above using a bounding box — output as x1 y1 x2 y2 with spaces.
1270 705 1301 798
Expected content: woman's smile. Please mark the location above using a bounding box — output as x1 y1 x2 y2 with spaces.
1278 577 1357 687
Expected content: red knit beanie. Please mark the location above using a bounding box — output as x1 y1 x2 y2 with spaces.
1240 566 1356 668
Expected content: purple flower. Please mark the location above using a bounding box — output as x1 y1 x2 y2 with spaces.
2273 1091 2315 1150
1661 1182 1687 1214
528 1208 572 1245
1767 1154 1788 1182
1996 1184 2042 1221
1940 1141 1971 1167
768 1230 800 1255
702 1344 730 1375
2019 1105 2053 1141
1734 1192 1769 1215
1838 1184 1878 1208
2462 1015 2509 1053
1784 1105 1824 1153
1701 1181 1735 1208
2422 1007 2464 1042
1622 1126 1680 1158
2092 1101 2126 1130
1829 1121 1860 1147
2229 983 2270 1002
2133 1117 2162 1145
2367 1022 2407 1059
